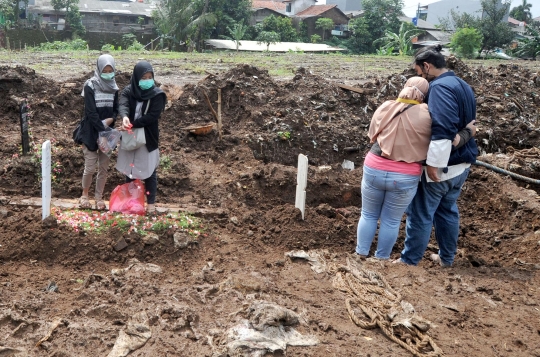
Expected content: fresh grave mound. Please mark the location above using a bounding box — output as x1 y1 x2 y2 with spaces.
0 66 131 128
163 63 377 167
0 206 204 265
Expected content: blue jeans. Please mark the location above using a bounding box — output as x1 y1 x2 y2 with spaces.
400 168 470 266
356 165 420 259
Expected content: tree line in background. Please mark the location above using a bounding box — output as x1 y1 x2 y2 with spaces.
0 0 537 59
150 0 538 59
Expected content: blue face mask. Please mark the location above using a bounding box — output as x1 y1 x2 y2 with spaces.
139 79 154 90
100 72 115 80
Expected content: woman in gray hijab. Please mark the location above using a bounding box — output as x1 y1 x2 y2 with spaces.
76 54 119 210
117 61 166 214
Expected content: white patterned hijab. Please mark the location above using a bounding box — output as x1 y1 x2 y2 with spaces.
81 54 119 96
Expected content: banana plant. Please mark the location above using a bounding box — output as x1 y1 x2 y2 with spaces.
374 22 422 56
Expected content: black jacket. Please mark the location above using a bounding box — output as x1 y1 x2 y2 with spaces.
118 86 166 153
79 85 118 151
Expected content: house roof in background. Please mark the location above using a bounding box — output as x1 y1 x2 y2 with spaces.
28 0 156 16
344 10 364 18
425 30 452 44
507 16 526 26
252 0 287 13
295 4 337 18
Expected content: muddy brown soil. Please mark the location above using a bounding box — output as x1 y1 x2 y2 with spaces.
1 56 540 356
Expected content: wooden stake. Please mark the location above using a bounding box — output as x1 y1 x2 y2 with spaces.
217 89 222 140
202 90 218 121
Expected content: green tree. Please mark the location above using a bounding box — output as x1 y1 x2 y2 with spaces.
153 0 216 51
450 27 483 58
509 0 533 22
345 0 404 54
374 21 421 55
514 24 540 58
478 0 514 52
438 0 514 53
345 17 370 53
315 17 334 42
220 22 247 52
193 0 251 40
256 31 280 51
311 34 321 43
262 15 298 42
438 9 478 31
51 0 85 36
0 0 14 21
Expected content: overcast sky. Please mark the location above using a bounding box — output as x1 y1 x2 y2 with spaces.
400 0 540 18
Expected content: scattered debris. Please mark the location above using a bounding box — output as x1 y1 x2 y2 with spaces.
285 250 327 274
111 258 162 276
35 317 65 347
107 312 152 357
226 301 318 356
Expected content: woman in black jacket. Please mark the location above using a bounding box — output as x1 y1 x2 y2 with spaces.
78 54 119 210
116 61 166 214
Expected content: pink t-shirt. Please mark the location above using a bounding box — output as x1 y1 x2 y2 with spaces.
364 152 422 176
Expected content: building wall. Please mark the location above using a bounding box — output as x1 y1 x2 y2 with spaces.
326 0 362 12
289 0 317 15
425 0 483 26
81 13 153 34
298 8 349 39
4 28 151 49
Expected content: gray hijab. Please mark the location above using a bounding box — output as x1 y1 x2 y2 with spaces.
81 54 119 96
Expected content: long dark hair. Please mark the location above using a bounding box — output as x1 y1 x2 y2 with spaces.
413 44 446 69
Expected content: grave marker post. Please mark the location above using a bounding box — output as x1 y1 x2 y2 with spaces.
295 154 308 220
20 100 30 155
42 140 51 220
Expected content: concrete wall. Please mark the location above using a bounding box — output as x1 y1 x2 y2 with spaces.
3 28 153 50
425 0 483 26
326 0 362 12
289 0 317 15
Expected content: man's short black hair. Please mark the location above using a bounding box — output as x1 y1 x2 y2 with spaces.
413 44 446 69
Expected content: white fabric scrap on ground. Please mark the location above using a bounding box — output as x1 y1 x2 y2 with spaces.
226 301 318 356
285 250 327 273
227 320 318 356
107 311 152 357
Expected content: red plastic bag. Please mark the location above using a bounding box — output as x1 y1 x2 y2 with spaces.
109 179 145 215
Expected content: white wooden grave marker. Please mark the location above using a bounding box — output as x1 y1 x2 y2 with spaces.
42 140 51 220
295 154 308 220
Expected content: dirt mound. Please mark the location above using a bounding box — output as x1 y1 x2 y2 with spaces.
2 57 540 357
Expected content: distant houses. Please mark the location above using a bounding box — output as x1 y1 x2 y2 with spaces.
251 0 350 39
26 0 155 34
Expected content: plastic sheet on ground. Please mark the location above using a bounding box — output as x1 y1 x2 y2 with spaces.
111 258 162 276
285 250 327 274
107 311 151 357
226 301 318 356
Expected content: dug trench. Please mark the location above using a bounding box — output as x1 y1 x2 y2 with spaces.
0 58 539 356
